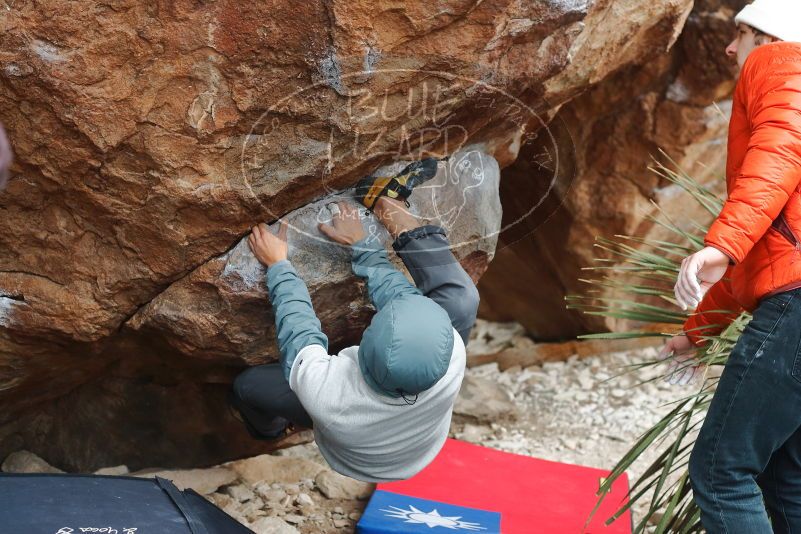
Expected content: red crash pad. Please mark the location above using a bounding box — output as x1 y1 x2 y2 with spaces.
365 439 631 534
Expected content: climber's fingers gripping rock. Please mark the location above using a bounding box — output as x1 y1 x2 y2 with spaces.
248 220 289 267
318 201 366 245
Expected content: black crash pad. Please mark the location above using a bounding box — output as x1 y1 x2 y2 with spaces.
0 473 253 534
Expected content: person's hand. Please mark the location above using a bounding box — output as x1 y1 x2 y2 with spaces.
248 220 289 267
674 246 730 310
660 334 703 386
318 201 366 245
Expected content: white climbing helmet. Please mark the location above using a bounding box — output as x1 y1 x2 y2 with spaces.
735 0 801 43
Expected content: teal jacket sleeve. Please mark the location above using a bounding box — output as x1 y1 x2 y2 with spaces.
266 259 329 380
351 236 421 310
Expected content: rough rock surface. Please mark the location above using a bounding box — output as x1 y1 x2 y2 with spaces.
314 470 372 501
132 466 239 495
454 374 517 423
0 0 696 469
228 453 327 487
1 449 63 474
478 0 742 339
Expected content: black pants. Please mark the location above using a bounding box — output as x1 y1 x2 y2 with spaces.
689 287 801 533
231 225 479 437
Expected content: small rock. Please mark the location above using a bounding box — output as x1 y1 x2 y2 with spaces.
284 483 300 495
296 492 314 507
2 451 63 474
456 423 491 444
349 512 362 521
576 373 594 391
256 486 287 503
241 498 266 521
249 517 300 534
283 513 305 525
454 375 517 423
315 470 374 500
226 484 255 503
333 518 350 528
208 493 233 506
466 320 526 356
574 391 590 403
333 506 344 515
94 465 129 476
560 437 579 451
227 454 326 486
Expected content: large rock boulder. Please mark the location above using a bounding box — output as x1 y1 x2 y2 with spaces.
0 0 694 469
478 0 743 339
0 151 501 471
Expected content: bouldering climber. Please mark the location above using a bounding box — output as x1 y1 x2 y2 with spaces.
230 159 479 482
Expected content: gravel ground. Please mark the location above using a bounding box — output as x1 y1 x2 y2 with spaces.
210 326 697 533
2 321 699 533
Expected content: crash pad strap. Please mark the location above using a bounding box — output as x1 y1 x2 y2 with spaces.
156 476 210 534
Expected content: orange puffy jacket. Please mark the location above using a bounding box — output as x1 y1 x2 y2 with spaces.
684 42 801 345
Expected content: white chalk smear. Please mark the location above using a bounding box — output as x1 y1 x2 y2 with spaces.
221 240 265 291
31 39 67 63
0 296 19 328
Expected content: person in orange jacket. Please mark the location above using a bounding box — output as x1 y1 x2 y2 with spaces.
663 1 801 531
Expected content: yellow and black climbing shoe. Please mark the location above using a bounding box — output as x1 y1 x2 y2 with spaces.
354 157 442 212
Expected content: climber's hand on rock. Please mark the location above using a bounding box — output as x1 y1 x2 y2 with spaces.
674 246 730 310
318 201 366 245
659 334 703 386
249 220 289 267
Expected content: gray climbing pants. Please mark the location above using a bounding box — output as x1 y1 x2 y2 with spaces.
231 224 479 436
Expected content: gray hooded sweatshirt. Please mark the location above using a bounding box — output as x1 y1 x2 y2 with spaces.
266 237 465 482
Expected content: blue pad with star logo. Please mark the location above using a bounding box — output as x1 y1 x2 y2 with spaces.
357 490 501 533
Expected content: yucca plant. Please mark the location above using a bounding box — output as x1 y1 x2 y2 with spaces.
566 156 750 533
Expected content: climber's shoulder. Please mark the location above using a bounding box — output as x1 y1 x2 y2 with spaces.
741 42 801 93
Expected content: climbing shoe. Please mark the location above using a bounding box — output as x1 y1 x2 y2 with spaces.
354 157 441 212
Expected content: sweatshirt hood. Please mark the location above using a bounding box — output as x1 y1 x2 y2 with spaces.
358 294 454 398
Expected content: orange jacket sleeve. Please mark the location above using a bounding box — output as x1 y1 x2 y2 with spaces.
682 267 743 346
704 46 801 263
